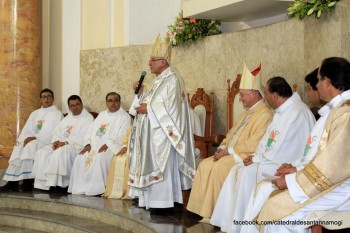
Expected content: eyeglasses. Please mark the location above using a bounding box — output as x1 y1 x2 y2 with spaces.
41 95 53 99
69 103 82 108
106 99 120 103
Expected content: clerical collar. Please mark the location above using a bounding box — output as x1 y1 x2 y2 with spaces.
156 67 173 80
317 104 330 117
275 92 300 114
341 89 350 100
72 108 87 119
108 108 121 116
327 93 345 109
316 91 350 117
41 105 56 111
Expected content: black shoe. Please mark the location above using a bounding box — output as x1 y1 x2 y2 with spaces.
47 186 68 195
132 198 139 205
33 188 50 193
0 181 19 191
149 208 174 215
55 186 68 194
49 186 57 193
19 179 34 191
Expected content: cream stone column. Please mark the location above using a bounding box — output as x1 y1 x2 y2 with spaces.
0 0 41 157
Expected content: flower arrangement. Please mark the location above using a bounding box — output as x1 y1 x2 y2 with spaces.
165 11 221 46
287 0 340 20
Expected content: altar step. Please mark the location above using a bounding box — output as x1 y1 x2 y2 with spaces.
0 195 156 233
0 224 46 233
0 207 130 233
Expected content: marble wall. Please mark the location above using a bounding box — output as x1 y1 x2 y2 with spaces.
81 1 350 136
0 0 41 149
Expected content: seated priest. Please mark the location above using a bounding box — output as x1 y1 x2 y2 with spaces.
186 63 274 222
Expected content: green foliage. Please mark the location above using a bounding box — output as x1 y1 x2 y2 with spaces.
165 11 221 46
287 0 340 20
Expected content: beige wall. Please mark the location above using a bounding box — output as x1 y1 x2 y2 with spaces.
81 1 350 135
82 0 113 49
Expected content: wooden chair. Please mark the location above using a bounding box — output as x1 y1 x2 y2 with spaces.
292 83 297 92
89 111 99 119
182 78 242 207
189 75 243 158
188 88 216 158
0 147 12 170
190 88 214 139
63 111 98 119
202 74 243 149
226 74 242 132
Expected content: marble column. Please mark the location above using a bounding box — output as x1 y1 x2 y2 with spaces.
0 0 41 152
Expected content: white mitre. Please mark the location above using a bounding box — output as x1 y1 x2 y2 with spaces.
240 63 262 92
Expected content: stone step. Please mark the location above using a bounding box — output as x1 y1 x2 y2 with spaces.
0 207 131 233
0 195 156 233
0 224 46 233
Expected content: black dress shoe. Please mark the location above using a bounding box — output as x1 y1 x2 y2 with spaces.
132 198 139 205
0 181 19 191
49 186 57 192
149 208 174 215
55 186 68 194
19 179 34 191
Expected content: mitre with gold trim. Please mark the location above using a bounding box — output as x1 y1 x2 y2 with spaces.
151 34 172 63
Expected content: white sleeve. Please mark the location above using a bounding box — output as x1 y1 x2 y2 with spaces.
285 173 309 204
129 95 141 116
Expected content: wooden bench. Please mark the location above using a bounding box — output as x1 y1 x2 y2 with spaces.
0 147 12 169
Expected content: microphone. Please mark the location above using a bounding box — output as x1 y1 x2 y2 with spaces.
134 71 147 94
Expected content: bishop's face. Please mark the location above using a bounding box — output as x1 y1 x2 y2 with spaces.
239 89 254 108
149 57 166 75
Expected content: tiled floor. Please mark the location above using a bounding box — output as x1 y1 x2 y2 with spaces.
0 189 223 233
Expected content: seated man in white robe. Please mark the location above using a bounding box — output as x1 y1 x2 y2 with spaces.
128 35 196 212
305 67 325 120
210 77 315 232
0 88 62 191
250 57 350 233
68 92 131 196
32 95 94 191
186 63 273 222
240 67 330 232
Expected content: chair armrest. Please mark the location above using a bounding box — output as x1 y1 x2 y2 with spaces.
193 136 207 159
212 134 225 146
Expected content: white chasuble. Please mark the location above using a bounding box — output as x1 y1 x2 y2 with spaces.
128 67 196 209
68 108 131 196
4 105 62 181
210 92 315 232
257 97 350 233
32 108 94 190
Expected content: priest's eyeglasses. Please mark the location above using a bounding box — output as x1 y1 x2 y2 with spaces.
41 95 53 99
106 99 120 103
